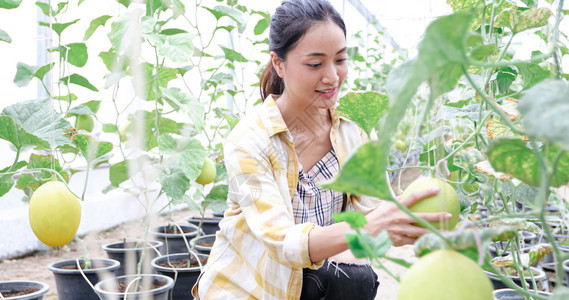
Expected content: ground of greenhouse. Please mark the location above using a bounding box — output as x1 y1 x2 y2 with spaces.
0 170 421 300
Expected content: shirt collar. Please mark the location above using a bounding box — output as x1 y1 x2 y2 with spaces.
260 94 345 137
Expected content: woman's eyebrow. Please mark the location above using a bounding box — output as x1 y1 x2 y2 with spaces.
306 46 348 57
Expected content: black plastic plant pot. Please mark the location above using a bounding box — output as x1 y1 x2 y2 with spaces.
563 259 569 287
47 258 120 300
151 253 209 300
212 211 225 218
94 274 174 300
186 216 222 235
484 267 548 291
102 240 163 277
488 241 532 259
150 224 201 255
492 288 551 299
0 280 49 300
190 234 216 255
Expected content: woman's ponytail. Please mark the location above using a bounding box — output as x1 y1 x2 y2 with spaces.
259 61 284 101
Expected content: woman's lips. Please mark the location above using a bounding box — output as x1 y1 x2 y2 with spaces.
316 87 337 98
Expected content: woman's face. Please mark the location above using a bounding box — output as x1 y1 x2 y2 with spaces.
272 21 348 109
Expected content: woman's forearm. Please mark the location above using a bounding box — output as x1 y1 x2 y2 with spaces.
308 221 351 262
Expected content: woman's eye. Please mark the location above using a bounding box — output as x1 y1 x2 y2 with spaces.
307 63 321 68
337 58 347 63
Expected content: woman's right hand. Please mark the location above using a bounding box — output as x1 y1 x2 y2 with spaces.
363 187 453 246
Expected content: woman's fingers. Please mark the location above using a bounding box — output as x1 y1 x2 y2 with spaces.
398 187 440 207
413 212 453 223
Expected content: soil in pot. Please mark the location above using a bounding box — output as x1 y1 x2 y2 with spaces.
0 280 49 300
186 216 222 235
190 234 216 255
150 224 200 255
151 253 209 300
48 258 120 300
94 274 174 300
102 240 163 276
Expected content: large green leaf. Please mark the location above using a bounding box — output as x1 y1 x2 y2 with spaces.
125 111 184 151
487 138 569 187
157 135 207 180
0 29 11 43
336 91 389 136
71 133 113 163
159 167 189 200
321 140 393 200
60 74 99 91
160 87 205 130
139 63 178 100
0 0 21 9
518 80 569 151
495 8 551 34
110 160 129 187
15 154 69 193
0 99 72 148
84 15 112 40
516 63 550 89
157 34 194 63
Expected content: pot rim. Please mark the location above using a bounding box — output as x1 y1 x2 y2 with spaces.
102 240 163 253
94 274 174 296
0 280 50 300
149 224 201 238
48 258 120 275
483 266 546 281
151 253 209 272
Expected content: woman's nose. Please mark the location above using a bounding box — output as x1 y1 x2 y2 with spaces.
322 64 339 84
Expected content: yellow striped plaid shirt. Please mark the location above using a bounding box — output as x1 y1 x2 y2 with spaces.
193 95 382 299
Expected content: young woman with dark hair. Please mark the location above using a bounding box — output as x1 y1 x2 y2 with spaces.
192 1 450 299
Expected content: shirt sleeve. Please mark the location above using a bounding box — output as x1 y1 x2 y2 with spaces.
224 137 324 269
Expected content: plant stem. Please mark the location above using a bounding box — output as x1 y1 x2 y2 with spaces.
80 163 90 201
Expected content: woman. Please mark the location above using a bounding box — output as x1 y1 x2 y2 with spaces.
193 1 451 299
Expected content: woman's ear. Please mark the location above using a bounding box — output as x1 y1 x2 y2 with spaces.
270 51 285 78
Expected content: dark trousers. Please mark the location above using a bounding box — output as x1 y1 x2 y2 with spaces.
300 260 379 300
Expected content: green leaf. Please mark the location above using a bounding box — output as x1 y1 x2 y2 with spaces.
253 18 269 35
0 99 72 148
66 105 96 116
495 8 551 34
203 184 229 212
102 124 117 133
39 19 79 37
160 87 205 130
487 138 569 187
415 225 518 261
0 0 21 9
321 140 393 200
159 28 187 35
518 80 569 151
35 1 50 15
13 62 38 87
337 91 389 136
71 134 113 163
332 211 367 229
157 34 194 63
15 154 69 193
516 63 550 89
60 43 88 67
13 62 52 87
0 161 27 197
139 63 178 100
470 43 497 60
219 46 247 62
0 29 11 43
60 74 99 92
109 160 129 187
204 5 244 25
159 167 190 200
84 15 112 40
